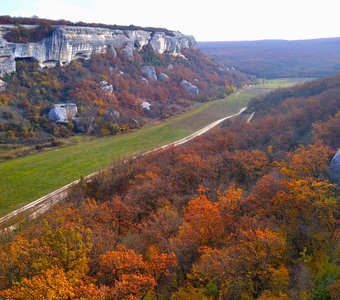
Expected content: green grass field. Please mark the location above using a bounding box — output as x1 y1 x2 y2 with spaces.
0 78 310 216
257 78 314 88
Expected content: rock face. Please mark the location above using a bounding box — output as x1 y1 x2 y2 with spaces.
149 32 196 55
126 30 151 51
141 66 157 81
0 32 15 77
0 79 7 91
48 103 78 123
181 79 199 95
0 25 197 76
330 148 340 184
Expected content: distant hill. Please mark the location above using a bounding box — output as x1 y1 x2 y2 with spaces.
199 38 340 78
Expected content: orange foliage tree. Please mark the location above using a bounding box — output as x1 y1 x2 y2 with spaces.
98 244 176 299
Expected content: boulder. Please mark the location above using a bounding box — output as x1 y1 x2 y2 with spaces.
140 76 149 84
330 148 340 184
99 81 113 94
142 101 151 110
173 53 187 59
112 110 120 119
158 72 169 81
180 79 199 95
141 66 157 81
49 105 67 123
48 103 77 124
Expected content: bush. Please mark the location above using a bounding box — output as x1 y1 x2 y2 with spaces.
4 24 54 43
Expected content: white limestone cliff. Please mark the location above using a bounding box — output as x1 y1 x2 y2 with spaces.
0 25 197 76
149 31 196 55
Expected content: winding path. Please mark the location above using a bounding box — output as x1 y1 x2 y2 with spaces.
0 107 246 230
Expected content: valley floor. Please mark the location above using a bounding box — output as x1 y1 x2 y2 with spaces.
0 78 309 216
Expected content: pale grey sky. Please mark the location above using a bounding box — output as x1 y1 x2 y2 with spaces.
1 0 340 41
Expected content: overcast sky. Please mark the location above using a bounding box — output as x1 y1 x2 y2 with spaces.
1 0 340 41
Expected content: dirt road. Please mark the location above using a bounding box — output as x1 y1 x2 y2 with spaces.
0 107 246 230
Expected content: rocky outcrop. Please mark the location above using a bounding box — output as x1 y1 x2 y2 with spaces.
158 72 169 81
121 41 134 61
139 76 149 84
0 25 197 76
142 101 151 110
149 32 196 55
0 33 15 77
330 148 340 184
181 79 199 95
141 66 157 81
0 79 7 91
99 81 113 94
126 30 151 51
48 103 78 123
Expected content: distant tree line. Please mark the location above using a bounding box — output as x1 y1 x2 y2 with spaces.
0 15 176 36
4 24 54 43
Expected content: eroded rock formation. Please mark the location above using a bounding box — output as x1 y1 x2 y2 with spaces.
99 81 113 94
0 25 196 76
0 79 7 91
48 103 78 124
181 79 199 95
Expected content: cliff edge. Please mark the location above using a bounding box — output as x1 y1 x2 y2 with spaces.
0 25 196 76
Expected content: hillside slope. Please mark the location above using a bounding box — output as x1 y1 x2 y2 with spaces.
0 75 338 299
0 16 249 151
199 37 340 78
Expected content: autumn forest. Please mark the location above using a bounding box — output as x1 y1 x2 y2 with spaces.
0 73 339 299
0 13 339 300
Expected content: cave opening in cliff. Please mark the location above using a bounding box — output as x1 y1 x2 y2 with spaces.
0 56 11 62
41 60 58 68
74 52 90 60
14 57 38 63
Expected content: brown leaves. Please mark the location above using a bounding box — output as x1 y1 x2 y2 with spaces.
98 244 176 299
190 228 287 299
312 112 340 148
179 194 225 247
99 245 146 281
0 267 105 300
279 143 333 180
